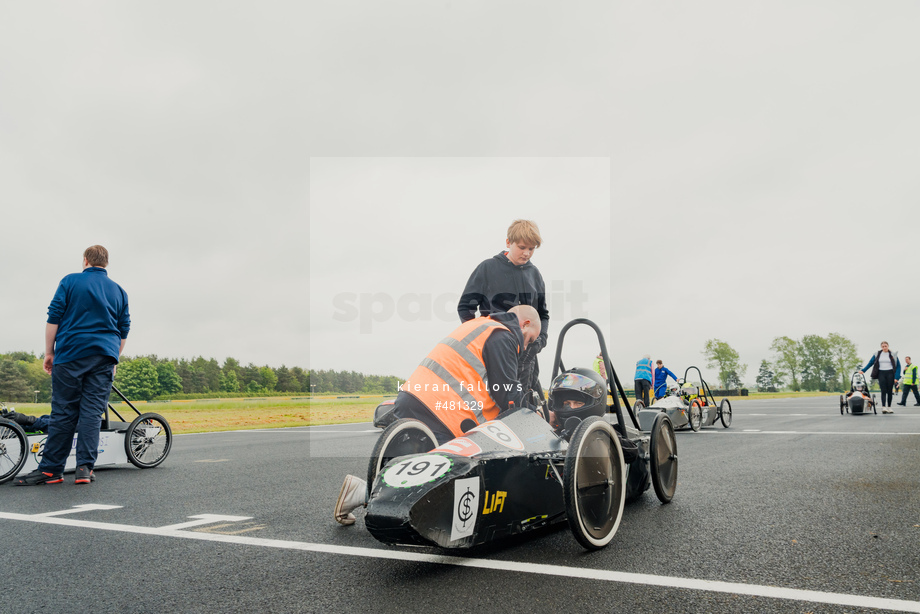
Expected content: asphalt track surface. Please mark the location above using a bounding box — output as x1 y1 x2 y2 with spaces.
2 397 919 614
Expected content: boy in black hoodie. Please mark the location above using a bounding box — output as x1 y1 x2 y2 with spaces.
457 219 549 397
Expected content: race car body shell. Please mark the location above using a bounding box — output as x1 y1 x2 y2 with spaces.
365 408 567 549
846 392 869 413
365 407 653 549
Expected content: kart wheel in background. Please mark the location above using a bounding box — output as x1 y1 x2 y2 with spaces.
366 418 437 498
872 395 877 415
125 413 172 469
563 416 626 551
719 399 732 428
688 400 703 432
0 419 28 484
633 400 645 410
839 394 845 415
649 413 677 503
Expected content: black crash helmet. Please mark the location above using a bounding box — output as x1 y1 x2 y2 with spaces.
549 367 608 422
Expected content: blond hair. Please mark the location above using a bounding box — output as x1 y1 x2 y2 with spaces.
507 219 542 248
84 245 109 268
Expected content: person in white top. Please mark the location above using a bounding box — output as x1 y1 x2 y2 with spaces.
861 341 901 413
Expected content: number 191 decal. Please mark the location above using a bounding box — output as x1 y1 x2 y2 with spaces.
382 454 453 488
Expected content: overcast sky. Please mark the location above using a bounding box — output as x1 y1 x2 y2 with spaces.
2 2 919 387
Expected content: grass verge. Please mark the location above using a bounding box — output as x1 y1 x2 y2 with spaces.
9 396 387 435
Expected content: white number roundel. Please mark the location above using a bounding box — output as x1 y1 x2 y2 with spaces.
382 454 453 488
469 420 524 450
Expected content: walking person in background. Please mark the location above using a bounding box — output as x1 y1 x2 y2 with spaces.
634 354 653 407
653 359 678 400
861 341 900 414
14 245 130 485
896 355 920 407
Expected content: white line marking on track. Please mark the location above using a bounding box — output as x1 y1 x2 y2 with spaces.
229 428 379 434
1 509 917 612
157 514 253 531
736 413 920 417
303 430 379 434
733 431 920 435
34 504 123 517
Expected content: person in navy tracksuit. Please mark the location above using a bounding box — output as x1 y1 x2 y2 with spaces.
15 245 130 486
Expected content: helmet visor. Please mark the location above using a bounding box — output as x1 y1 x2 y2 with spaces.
552 372 605 400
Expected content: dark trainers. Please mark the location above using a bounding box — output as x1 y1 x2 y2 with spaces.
75 466 95 484
13 469 63 486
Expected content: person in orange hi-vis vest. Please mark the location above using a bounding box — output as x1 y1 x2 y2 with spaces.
333 305 541 525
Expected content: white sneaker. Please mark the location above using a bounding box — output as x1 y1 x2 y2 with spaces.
882 408 893 414
334 474 368 526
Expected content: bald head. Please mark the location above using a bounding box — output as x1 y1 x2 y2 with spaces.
508 305 541 349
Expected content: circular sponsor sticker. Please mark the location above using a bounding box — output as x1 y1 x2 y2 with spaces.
382 454 453 488
469 420 524 450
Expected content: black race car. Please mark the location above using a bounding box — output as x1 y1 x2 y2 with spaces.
361 318 678 550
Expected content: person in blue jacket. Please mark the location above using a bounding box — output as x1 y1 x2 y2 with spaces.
861 341 900 414
653 359 678 400
14 245 130 486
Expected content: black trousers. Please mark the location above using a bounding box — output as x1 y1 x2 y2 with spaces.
41 355 116 472
877 370 895 407
391 391 456 445
900 384 920 405
634 379 651 407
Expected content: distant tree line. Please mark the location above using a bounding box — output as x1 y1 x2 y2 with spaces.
0 352 51 405
0 352 401 403
765 333 860 392
701 333 861 393
702 339 748 389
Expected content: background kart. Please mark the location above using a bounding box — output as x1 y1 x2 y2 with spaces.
372 398 397 428
840 371 877 415
642 365 732 432
362 318 678 551
0 386 172 484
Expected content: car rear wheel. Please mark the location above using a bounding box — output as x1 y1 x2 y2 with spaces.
366 418 437 498
839 394 845 415
125 413 172 469
649 413 677 503
688 399 703 432
563 417 626 550
719 399 732 428
0 419 28 484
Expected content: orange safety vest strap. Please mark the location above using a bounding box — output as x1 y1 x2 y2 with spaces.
405 318 514 436
418 356 486 423
437 323 494 377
